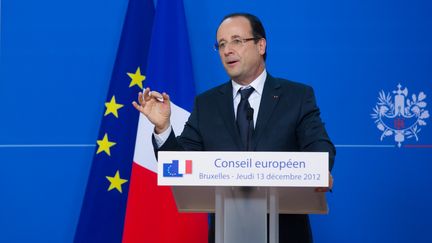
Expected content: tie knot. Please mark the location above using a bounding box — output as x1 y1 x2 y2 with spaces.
239 87 254 100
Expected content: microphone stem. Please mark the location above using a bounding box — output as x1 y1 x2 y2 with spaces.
247 121 250 151
246 107 254 151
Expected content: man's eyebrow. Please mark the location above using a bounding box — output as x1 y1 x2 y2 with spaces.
218 35 242 43
217 38 226 43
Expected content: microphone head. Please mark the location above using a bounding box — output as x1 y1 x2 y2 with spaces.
246 107 254 121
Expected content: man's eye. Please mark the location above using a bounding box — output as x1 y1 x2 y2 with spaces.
232 39 242 45
219 43 226 49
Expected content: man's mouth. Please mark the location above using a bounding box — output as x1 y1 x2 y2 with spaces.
226 60 239 66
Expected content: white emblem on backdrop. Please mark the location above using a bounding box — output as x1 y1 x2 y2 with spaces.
371 84 429 147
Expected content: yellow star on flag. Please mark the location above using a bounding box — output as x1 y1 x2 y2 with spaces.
127 67 145 89
104 95 124 118
96 133 116 156
106 170 128 193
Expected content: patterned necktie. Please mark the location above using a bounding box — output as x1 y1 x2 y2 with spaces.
236 87 255 150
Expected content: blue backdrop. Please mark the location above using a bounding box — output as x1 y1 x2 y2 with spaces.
1 0 431 242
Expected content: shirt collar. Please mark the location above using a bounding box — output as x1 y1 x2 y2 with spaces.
231 69 267 99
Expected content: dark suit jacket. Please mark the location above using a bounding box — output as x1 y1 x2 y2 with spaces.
158 74 336 243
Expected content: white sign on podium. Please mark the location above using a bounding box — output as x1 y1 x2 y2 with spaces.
158 151 328 187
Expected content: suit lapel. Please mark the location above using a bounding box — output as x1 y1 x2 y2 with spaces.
217 82 243 150
252 75 281 150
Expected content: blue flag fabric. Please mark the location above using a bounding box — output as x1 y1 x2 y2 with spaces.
74 0 154 242
144 0 196 111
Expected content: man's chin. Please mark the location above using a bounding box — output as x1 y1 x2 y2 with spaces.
224 69 241 80
227 74 241 81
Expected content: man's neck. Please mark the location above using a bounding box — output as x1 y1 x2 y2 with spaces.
233 64 265 86
231 69 267 96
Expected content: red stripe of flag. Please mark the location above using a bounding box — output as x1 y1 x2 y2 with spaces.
122 162 207 242
185 160 192 174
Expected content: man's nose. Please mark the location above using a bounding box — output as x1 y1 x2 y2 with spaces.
223 45 234 56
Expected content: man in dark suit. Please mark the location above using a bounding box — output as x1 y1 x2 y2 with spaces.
133 13 335 243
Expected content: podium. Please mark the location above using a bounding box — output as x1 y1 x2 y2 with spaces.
158 151 329 243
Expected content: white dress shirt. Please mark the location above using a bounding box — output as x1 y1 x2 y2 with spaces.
231 69 266 127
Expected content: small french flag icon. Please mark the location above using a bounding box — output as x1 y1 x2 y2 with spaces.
178 159 193 175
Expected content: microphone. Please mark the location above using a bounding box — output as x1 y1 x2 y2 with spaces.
246 107 254 151
246 107 254 122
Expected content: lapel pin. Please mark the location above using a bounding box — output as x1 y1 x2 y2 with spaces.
273 95 279 99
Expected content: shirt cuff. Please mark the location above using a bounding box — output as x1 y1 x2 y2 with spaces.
153 126 172 148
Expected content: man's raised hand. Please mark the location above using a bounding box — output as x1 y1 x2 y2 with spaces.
132 87 171 134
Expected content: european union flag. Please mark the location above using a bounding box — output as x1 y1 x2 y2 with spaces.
163 160 183 177
74 0 154 242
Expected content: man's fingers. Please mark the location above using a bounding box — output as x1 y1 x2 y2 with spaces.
150 90 164 102
134 89 168 115
142 88 169 103
329 174 334 189
315 173 333 193
143 87 151 101
315 187 329 192
132 101 144 113
138 92 145 106
162 92 170 103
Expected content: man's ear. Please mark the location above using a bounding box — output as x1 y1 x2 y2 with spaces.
258 38 266 56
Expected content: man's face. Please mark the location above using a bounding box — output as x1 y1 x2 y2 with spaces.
216 16 266 85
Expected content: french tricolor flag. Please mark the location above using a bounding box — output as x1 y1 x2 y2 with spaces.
178 160 193 175
122 0 207 242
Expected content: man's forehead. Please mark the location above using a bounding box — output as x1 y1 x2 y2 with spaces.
217 16 252 40
218 34 241 41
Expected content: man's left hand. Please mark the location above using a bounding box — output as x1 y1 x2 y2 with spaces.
315 172 333 192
